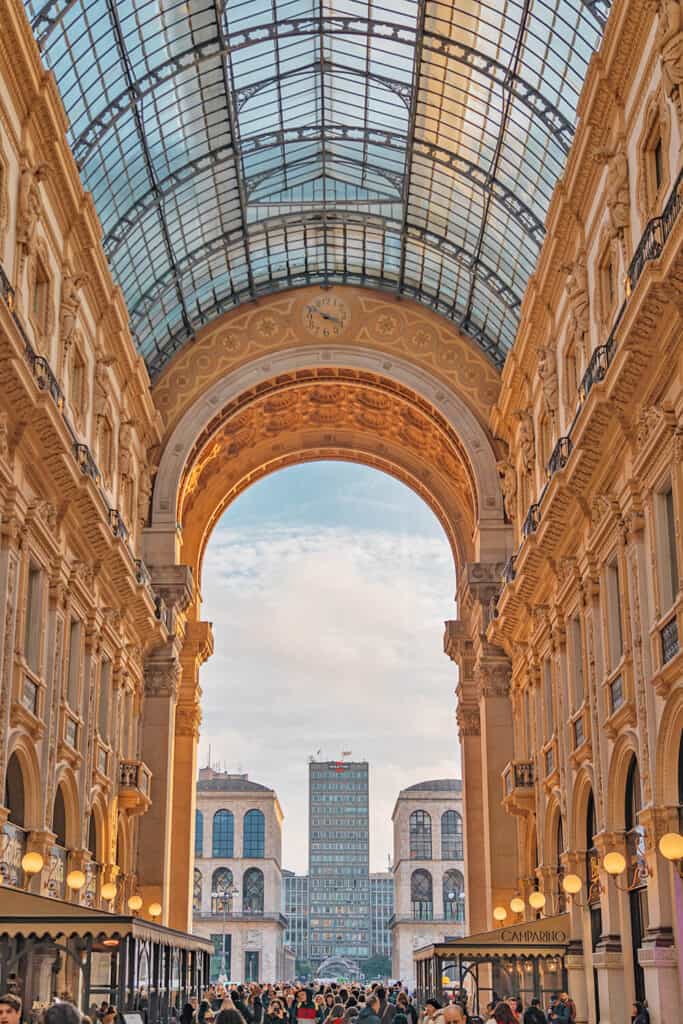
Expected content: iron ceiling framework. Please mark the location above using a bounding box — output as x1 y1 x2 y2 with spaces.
26 0 608 378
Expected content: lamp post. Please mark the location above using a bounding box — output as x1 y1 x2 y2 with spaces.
212 883 238 982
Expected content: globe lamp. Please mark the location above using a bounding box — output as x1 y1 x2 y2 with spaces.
603 851 627 876
21 851 44 876
148 902 162 919
528 890 546 910
101 882 117 901
510 896 525 914
493 906 507 922
66 869 86 891
562 874 583 896
127 894 143 912
659 832 683 861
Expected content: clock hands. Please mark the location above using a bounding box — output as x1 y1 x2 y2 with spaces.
306 303 342 325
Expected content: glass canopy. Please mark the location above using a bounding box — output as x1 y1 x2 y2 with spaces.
25 0 609 377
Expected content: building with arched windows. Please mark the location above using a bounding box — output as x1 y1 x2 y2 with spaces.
389 780 465 985
192 766 288 981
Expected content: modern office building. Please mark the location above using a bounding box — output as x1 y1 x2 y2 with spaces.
308 760 370 966
390 780 465 987
282 869 310 964
370 872 394 961
192 767 288 982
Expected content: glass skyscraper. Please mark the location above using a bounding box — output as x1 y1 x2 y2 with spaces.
308 760 370 965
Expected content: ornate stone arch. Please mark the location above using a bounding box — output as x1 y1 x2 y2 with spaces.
543 793 563 865
606 731 640 831
655 687 683 806
4 731 41 830
637 86 672 224
87 790 109 863
571 766 596 851
53 764 80 848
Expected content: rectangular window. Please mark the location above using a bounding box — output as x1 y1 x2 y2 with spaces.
606 560 624 668
67 618 81 709
657 485 678 611
24 563 43 673
543 659 553 740
571 616 584 709
33 257 50 335
609 675 624 714
98 657 111 740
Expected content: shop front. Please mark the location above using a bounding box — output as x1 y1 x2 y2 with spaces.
414 913 570 1015
0 888 212 1023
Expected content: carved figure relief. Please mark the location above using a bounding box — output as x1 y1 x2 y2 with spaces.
516 409 535 474
563 253 590 355
657 0 683 121
17 161 49 274
595 139 630 237
497 460 517 521
59 274 87 361
537 345 559 419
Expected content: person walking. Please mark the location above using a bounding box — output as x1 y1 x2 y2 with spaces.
522 1000 546 1024
357 996 382 1024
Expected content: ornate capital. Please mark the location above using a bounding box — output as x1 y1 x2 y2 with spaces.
456 704 481 737
175 700 202 738
143 654 180 698
476 661 512 699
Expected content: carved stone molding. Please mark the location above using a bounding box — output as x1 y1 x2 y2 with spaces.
143 654 180 699
456 704 481 737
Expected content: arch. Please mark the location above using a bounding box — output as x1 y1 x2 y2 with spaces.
87 792 109 864
571 766 596 852
543 794 562 865
53 767 80 849
243 809 265 858
443 868 465 922
116 812 131 876
242 867 265 913
410 810 432 860
441 810 464 860
211 866 234 893
193 867 202 913
212 809 234 858
4 752 26 828
195 809 204 858
52 786 67 848
655 686 683 806
151 313 503 547
606 731 640 831
410 868 433 920
4 734 41 829
211 866 235 914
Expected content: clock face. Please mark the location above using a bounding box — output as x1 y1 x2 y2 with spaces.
303 295 350 338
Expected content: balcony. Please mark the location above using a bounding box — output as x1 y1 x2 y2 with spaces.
118 759 152 814
501 760 535 816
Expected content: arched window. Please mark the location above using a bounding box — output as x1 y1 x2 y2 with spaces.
625 755 648 1004
243 867 265 913
88 812 98 862
410 869 433 920
53 785 67 847
193 868 203 913
409 810 432 859
212 809 234 858
443 868 465 922
4 753 25 828
585 789 602 1022
195 809 204 858
243 809 265 858
211 867 234 914
441 810 463 859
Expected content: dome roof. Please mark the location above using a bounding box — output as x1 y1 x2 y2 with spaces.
23 0 608 377
403 779 462 793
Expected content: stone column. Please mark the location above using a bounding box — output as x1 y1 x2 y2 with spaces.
592 831 630 1024
561 850 589 1024
137 645 180 918
168 620 213 932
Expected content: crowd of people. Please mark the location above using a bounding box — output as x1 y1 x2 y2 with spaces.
0 983 652 1024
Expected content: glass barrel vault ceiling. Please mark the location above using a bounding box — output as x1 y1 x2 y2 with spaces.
25 0 609 378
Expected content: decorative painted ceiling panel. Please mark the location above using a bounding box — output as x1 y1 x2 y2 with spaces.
25 0 608 376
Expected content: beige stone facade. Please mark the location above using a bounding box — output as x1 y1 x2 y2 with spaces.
0 0 683 1019
390 781 465 988
192 768 287 983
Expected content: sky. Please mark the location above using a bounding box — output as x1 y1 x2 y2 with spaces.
199 461 461 873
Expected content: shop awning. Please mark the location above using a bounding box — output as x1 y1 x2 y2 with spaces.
0 886 213 953
413 913 571 960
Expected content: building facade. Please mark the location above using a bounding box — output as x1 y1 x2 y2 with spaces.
309 760 370 967
192 768 287 982
369 872 394 963
282 870 310 966
390 781 465 987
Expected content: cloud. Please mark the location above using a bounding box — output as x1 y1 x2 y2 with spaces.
199 474 461 874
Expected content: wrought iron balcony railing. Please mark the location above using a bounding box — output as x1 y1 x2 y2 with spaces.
498 166 683 604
